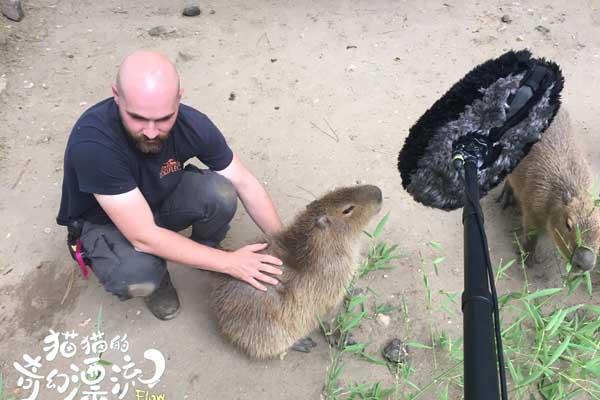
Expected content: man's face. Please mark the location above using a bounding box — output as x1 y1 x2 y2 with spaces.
114 88 180 154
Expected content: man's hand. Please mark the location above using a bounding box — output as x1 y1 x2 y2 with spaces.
224 243 283 291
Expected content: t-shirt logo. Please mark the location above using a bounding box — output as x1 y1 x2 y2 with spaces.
160 159 182 178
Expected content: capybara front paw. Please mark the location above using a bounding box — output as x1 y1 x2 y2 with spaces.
496 182 516 210
291 336 317 353
326 329 357 348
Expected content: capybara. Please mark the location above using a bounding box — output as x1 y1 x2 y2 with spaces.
211 185 383 359
504 108 600 271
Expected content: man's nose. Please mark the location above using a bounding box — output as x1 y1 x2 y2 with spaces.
143 121 159 139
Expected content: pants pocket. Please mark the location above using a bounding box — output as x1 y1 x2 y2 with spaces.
84 233 120 288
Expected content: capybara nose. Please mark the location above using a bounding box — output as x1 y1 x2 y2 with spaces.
365 185 383 204
572 247 597 271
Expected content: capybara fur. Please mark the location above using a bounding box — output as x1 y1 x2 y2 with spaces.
505 108 600 271
211 185 383 359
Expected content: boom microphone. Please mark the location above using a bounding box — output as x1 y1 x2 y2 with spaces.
396 49 564 400
398 49 563 210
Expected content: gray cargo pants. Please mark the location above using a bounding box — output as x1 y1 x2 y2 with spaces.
78 166 237 300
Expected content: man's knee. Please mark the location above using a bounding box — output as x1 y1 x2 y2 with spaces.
127 281 157 298
184 168 237 222
110 253 166 300
160 168 237 223
212 173 237 223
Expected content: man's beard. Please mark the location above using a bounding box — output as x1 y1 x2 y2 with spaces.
128 130 170 154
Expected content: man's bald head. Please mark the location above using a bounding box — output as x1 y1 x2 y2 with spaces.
112 51 182 154
115 50 180 101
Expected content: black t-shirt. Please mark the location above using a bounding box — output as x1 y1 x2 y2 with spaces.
56 98 233 226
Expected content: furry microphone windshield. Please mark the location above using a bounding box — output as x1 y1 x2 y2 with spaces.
398 49 564 211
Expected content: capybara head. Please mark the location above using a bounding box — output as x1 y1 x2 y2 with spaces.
293 185 383 245
549 190 600 271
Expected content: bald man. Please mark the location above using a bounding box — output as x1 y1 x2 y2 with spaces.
57 51 284 320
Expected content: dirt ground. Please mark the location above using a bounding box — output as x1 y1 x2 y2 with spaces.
1 1 600 399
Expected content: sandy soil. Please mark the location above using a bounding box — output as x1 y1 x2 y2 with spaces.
1 1 600 399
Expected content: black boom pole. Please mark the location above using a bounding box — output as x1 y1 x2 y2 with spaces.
462 158 500 400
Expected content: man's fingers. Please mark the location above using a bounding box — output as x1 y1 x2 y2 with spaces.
255 272 279 286
260 264 283 276
244 243 269 252
248 277 267 292
260 254 283 266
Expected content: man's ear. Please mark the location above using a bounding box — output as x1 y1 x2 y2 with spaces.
112 83 120 105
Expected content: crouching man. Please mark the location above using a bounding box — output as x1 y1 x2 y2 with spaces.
56 50 283 320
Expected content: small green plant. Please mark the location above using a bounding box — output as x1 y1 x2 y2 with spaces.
323 288 386 399
495 258 516 282
334 294 369 338
359 213 401 278
498 236 600 399
0 373 16 400
323 213 398 399
95 303 103 335
374 303 395 316
427 241 446 277
500 289 600 399
345 382 395 399
437 290 460 316
85 305 113 382
323 352 346 399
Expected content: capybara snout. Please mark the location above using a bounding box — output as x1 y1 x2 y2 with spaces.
547 191 600 272
571 246 597 271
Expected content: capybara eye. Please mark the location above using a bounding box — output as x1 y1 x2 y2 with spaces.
342 205 355 215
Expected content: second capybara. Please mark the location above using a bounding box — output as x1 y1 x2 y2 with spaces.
211 185 383 359
504 108 600 270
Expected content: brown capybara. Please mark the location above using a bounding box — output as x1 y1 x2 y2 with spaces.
503 108 600 271
211 185 382 359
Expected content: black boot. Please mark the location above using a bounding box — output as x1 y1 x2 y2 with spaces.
144 272 180 321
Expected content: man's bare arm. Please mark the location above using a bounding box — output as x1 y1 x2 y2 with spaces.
94 188 282 291
216 154 284 235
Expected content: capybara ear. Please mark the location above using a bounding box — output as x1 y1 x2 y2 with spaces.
316 214 330 229
562 191 572 205
566 216 574 232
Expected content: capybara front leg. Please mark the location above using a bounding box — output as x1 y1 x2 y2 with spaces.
521 213 540 267
496 181 516 210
